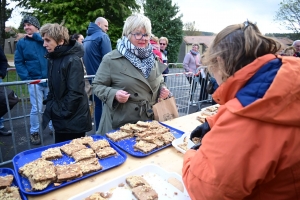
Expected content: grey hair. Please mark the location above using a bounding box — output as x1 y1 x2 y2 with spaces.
40 23 69 44
292 40 300 46
122 14 151 39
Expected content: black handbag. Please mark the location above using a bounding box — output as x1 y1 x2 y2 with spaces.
0 87 19 117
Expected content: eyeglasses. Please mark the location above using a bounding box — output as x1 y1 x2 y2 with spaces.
130 32 150 40
160 43 166 46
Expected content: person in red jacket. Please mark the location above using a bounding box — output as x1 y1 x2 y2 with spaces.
150 35 163 63
183 20 300 199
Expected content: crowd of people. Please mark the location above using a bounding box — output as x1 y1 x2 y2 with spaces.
1 14 170 143
1 13 300 199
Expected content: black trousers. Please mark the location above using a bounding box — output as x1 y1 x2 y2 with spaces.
198 77 208 101
186 76 198 101
55 132 86 143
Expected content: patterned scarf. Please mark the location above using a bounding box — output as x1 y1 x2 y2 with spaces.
117 36 155 78
190 50 199 55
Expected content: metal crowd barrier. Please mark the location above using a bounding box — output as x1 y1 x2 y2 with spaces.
0 80 44 165
163 72 193 116
193 69 213 110
167 65 213 113
0 75 95 166
168 63 184 73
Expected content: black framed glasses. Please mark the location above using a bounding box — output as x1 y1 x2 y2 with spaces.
130 32 150 40
160 43 166 45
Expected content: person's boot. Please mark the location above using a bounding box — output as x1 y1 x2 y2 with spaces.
0 127 12 136
30 132 41 145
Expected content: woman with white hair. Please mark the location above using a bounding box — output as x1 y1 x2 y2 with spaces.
92 14 170 135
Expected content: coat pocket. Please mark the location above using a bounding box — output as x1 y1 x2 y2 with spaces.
111 102 141 129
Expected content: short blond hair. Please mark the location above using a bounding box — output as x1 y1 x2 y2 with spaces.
282 46 296 56
151 35 159 43
159 37 168 45
122 14 151 39
40 23 69 44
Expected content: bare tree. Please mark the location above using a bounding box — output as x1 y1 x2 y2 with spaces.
183 21 201 36
275 0 300 33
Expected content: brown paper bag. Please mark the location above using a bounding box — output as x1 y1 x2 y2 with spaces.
153 97 179 122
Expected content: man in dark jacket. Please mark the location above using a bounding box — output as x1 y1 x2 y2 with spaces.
83 17 112 131
0 47 11 135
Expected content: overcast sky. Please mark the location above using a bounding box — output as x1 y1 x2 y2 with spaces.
172 0 291 34
6 0 290 34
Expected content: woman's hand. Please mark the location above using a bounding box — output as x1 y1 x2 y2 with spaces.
159 87 170 99
195 71 201 76
115 90 130 103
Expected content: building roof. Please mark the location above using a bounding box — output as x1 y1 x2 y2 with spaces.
15 33 25 41
5 27 13 32
270 37 293 48
183 36 215 47
183 36 294 49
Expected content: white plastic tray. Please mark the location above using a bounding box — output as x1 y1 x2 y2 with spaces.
68 164 190 200
201 104 220 112
172 133 195 154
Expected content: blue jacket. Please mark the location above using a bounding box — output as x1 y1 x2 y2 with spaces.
83 22 112 75
236 58 281 107
14 33 48 82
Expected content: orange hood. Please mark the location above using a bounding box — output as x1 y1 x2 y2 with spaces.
212 54 300 127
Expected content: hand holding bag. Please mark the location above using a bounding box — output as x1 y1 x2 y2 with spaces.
153 97 179 122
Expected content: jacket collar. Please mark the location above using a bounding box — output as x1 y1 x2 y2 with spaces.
212 54 277 105
110 50 162 90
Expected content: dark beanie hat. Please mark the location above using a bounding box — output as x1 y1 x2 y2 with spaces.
22 16 40 29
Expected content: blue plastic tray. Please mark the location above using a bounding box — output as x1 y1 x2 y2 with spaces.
0 168 27 200
12 135 127 196
105 122 184 157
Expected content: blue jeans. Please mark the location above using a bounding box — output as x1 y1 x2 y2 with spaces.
94 95 103 131
0 117 4 129
28 84 53 133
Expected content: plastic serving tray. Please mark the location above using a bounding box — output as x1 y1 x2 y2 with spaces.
68 164 191 200
201 104 220 112
0 168 27 200
12 135 127 196
172 132 195 154
105 122 184 157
